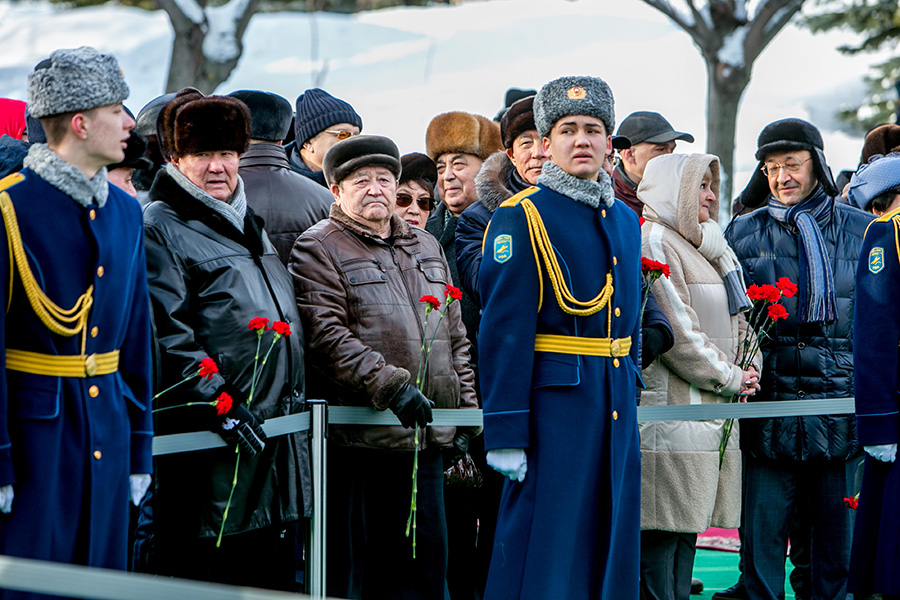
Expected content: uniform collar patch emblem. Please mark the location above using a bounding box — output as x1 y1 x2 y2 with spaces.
494 234 512 264
567 86 586 100
869 246 884 274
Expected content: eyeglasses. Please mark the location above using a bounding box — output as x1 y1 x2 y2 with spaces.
324 130 357 141
761 157 812 177
396 193 434 211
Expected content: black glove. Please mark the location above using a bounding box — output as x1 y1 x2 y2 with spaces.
452 429 472 459
390 384 434 429
219 403 267 456
641 325 670 369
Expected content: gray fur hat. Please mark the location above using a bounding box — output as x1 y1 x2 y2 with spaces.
534 75 615 138
27 46 129 118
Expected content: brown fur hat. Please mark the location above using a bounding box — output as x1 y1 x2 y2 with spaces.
861 123 900 165
158 88 251 159
500 95 536 149
425 111 502 161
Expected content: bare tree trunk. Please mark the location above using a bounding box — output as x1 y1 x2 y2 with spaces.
705 58 750 217
155 0 261 94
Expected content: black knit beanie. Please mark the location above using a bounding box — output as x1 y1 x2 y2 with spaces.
294 88 362 147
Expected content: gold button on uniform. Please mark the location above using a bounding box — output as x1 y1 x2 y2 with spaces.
89 209 96 220
612 410 618 421
91 326 99 338
89 385 99 398
96 266 104 278
614 307 621 317
613 358 620 368
601 209 607 218
613 256 618 265
93 450 102 460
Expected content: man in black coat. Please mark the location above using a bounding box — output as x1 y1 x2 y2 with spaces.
229 90 332 264
724 118 870 600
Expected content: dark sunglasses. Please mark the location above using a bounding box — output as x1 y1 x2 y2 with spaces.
396 193 434 211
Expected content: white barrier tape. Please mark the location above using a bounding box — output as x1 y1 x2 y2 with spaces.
152 413 311 456
152 398 856 456
0 554 324 599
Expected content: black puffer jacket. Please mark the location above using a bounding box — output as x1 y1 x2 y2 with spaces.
144 168 311 539
725 193 870 461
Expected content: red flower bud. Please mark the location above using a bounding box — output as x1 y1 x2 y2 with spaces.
767 303 789 321
776 277 797 299
198 357 218 380
445 284 463 301
215 392 233 416
641 257 670 278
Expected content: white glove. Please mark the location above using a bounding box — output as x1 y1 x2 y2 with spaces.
865 444 897 463
486 448 527 482
130 474 152 507
0 485 13 514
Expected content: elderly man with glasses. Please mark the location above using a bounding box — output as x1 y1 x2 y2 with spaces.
284 88 362 187
720 118 871 600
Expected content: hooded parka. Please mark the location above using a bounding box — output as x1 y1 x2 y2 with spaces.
639 153 751 533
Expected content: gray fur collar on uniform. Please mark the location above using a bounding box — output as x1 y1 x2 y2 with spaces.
537 160 614 208
23 143 109 207
165 162 247 233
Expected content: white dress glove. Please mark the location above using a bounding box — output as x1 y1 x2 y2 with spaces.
486 448 528 482
0 485 13 514
865 444 898 463
130 474 152 507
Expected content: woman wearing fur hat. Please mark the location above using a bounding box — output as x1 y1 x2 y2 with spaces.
638 153 760 600
479 75 642 598
141 89 310 589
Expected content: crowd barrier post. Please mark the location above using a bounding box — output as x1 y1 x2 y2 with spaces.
308 400 328 599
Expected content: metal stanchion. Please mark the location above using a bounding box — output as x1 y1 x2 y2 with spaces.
308 400 328 599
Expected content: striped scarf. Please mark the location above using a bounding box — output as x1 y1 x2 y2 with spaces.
767 186 836 323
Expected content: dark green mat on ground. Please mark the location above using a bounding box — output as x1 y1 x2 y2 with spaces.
691 549 796 599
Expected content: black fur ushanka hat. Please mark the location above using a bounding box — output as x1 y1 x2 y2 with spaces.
158 88 251 160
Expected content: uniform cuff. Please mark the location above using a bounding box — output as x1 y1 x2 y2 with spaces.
483 411 530 452
0 445 13 486
857 412 900 446
131 431 154 475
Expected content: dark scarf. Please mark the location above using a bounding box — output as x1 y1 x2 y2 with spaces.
767 186 836 323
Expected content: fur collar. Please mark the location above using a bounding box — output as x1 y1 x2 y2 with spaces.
148 168 266 256
329 202 414 241
475 151 519 213
537 161 614 208
23 143 108 207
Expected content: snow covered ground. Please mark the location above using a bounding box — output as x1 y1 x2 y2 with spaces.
0 0 881 195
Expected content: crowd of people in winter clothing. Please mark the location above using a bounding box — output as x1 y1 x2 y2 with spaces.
3 44 900 600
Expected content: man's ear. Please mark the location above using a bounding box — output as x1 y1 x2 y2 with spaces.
541 136 552 159
71 113 89 140
331 182 342 203
621 147 636 165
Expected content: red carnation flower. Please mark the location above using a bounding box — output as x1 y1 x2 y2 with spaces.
445 284 463 301
420 295 441 311
776 277 797 299
272 321 292 337
248 317 269 331
843 496 858 510
198 357 218 380
760 284 782 303
746 284 764 301
641 257 670 278
767 303 789 321
215 392 233 416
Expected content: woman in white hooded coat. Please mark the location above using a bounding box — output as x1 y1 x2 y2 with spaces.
637 153 761 600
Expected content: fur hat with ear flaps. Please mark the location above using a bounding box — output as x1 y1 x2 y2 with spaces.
737 118 838 209
425 111 502 161
158 88 251 160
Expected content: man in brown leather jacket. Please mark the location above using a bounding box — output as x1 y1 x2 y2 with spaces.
289 135 478 600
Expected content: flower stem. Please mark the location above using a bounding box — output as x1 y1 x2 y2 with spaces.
248 332 263 405
250 335 281 407
216 446 241 548
152 372 198 399
406 425 419 558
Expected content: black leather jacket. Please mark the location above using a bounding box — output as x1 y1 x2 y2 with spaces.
726 193 870 461
144 169 311 538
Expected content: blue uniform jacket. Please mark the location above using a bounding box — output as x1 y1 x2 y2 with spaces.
0 170 153 572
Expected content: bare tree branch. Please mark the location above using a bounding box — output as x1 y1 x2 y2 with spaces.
743 0 804 64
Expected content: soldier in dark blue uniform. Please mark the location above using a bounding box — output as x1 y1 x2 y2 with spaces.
479 76 642 599
847 154 900 599
0 47 153 596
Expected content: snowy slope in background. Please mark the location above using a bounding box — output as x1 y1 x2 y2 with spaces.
0 0 878 196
